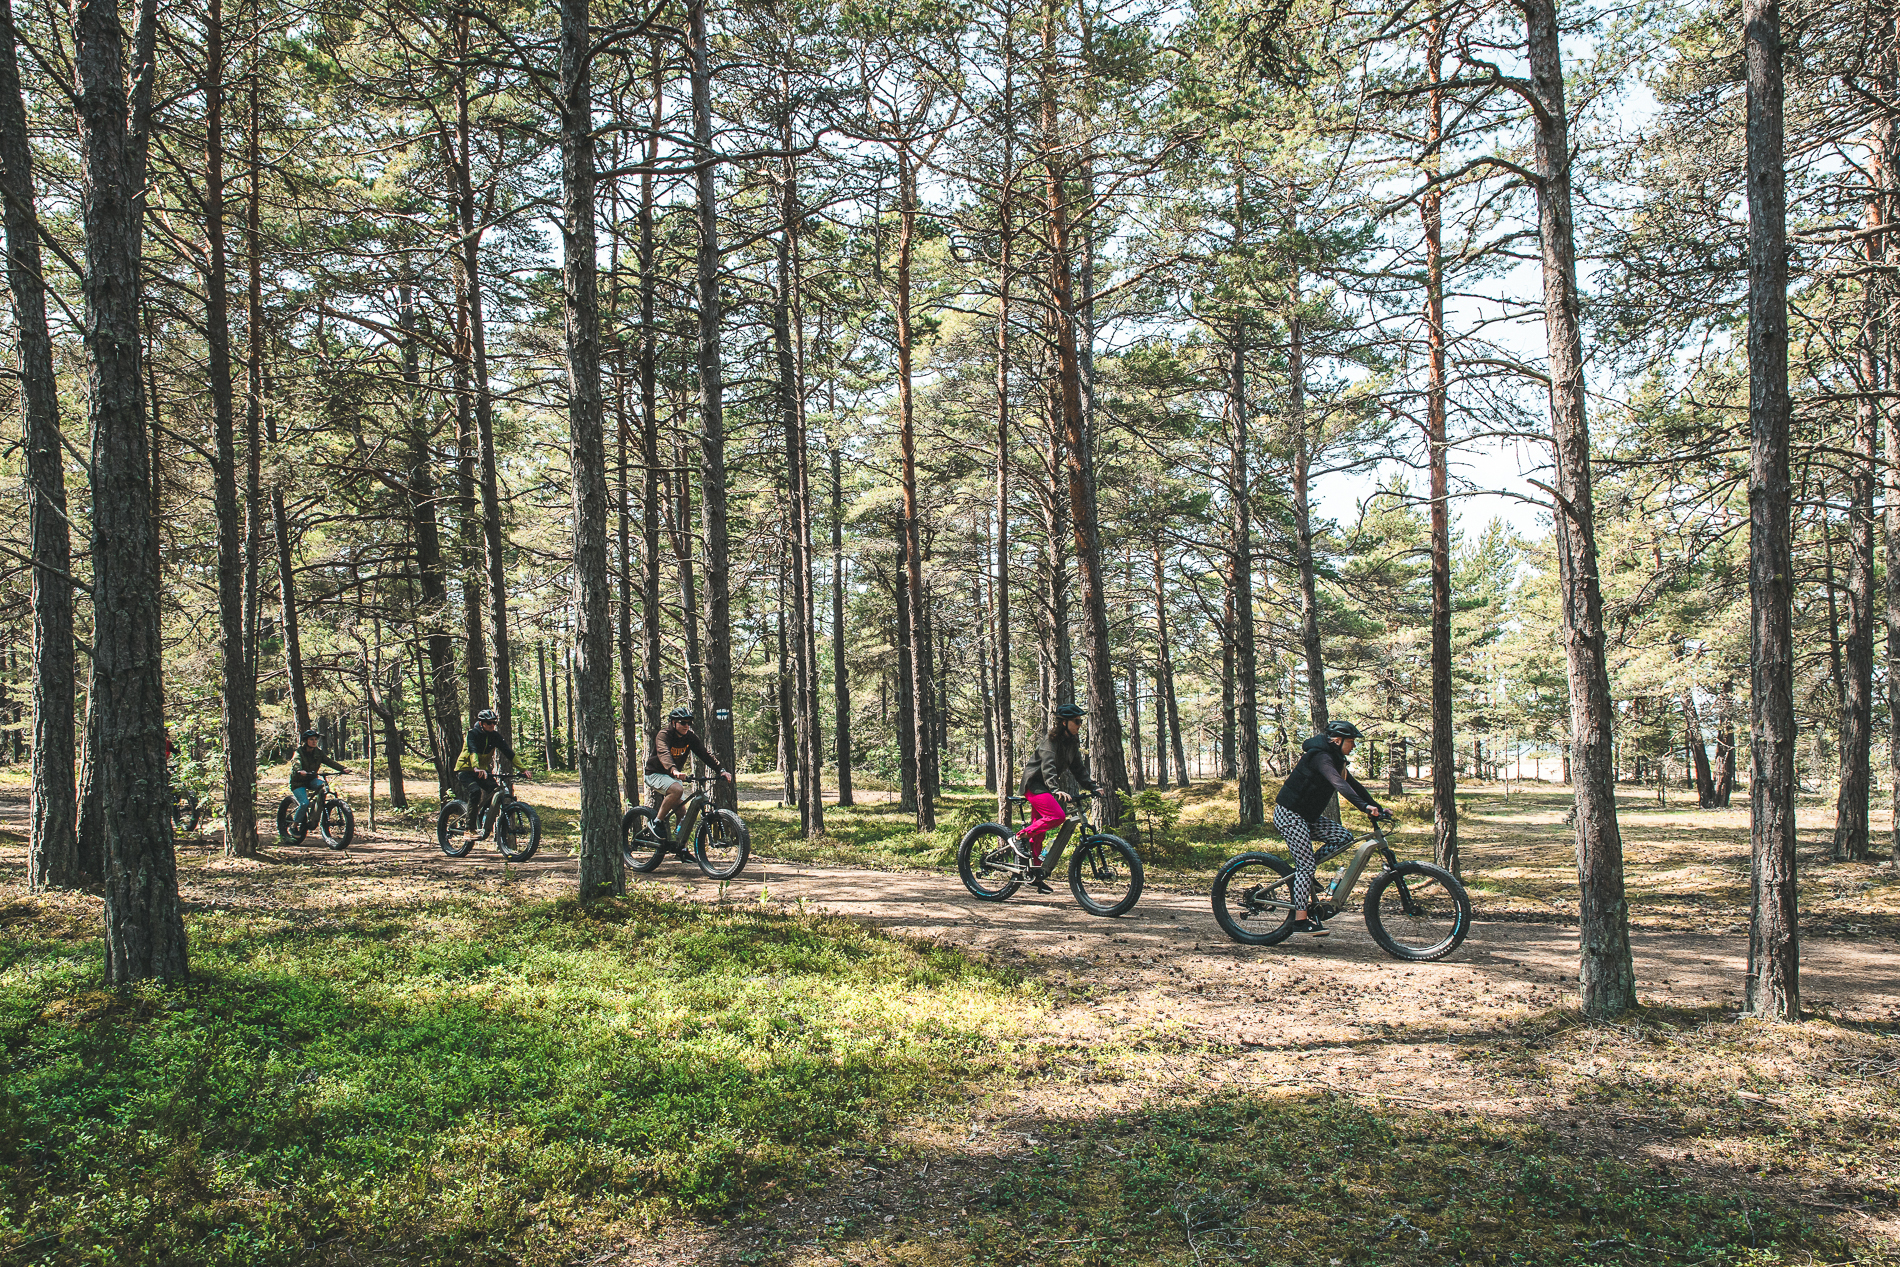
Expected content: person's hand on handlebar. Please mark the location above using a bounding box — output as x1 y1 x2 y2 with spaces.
1366 803 1393 822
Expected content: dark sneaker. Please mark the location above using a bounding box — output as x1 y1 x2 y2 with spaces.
1293 918 1330 938
1030 875 1055 894
1007 834 1034 865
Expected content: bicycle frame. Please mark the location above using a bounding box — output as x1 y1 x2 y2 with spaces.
1007 796 1101 875
654 778 713 849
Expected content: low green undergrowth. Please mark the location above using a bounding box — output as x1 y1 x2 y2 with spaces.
0 892 1037 1265
941 1091 1842 1266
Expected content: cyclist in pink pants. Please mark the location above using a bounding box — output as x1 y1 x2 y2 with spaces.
1014 702 1103 892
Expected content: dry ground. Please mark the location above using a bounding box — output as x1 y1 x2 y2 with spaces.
4 770 1899 1263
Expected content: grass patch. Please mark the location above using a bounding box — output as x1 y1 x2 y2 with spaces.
0 890 1038 1265
940 1091 1842 1266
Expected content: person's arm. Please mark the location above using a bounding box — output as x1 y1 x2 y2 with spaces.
1344 769 1380 813
1318 753 1373 812
1071 746 1101 795
688 732 726 775
322 753 349 773
654 730 679 774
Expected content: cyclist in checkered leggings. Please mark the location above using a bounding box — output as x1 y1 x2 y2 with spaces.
1274 720 1393 937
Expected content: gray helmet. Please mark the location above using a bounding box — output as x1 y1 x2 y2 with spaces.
1324 720 1364 740
476 708 500 723
669 706 694 722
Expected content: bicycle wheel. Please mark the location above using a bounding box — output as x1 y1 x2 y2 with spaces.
437 800 475 857
695 808 749 880
1364 862 1471 962
320 800 355 850
621 806 668 872
275 796 299 839
1069 834 1144 917
1210 852 1298 946
497 803 540 862
957 823 1022 901
171 790 201 835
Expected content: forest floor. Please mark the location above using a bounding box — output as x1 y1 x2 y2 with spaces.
1 771 1897 1265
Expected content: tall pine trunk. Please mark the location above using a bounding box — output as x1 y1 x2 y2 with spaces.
1151 536 1187 787
78 0 188 981
1 0 78 889
895 151 937 829
832 445 853 804
1744 0 1800 1019
1525 0 1634 1014
205 0 259 858
777 133 822 835
1424 16 1459 875
1836 267 1879 859
689 0 735 805
639 48 664 744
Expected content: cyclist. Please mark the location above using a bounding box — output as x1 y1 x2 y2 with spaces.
456 708 521 839
1275 719 1392 937
1014 702 1104 893
290 728 349 833
645 706 733 834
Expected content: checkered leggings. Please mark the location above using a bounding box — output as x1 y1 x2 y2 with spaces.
1273 804 1356 909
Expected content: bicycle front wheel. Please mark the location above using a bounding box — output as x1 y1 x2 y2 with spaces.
956 823 1022 901
1364 862 1471 962
171 791 201 835
695 808 749 880
497 803 540 862
321 800 354 850
622 806 668 872
437 800 475 857
1210 852 1297 946
1069 834 1143 917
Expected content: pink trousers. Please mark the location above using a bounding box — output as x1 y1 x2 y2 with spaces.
1021 792 1066 858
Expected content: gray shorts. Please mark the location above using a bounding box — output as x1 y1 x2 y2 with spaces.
645 772 682 794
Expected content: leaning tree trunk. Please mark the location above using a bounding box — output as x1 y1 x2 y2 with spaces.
1525 0 1634 1014
77 0 188 981
559 0 623 898
204 0 259 859
0 0 77 889
689 0 735 805
1744 0 1800 1019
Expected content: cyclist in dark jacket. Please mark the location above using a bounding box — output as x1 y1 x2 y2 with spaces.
1014 702 1102 891
1275 720 1391 937
290 728 350 831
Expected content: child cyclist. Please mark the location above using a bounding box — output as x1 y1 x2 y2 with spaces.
1012 702 1104 893
1275 719 1393 937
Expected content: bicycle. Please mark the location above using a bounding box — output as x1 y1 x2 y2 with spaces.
620 773 749 880
956 792 1144 917
275 777 355 850
1210 816 1471 960
168 765 202 834
437 771 542 862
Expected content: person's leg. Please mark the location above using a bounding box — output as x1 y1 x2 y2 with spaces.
1308 815 1355 862
1273 804 1317 917
292 782 310 826
656 778 685 832
1021 793 1065 866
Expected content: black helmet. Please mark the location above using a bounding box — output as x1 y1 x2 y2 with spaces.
476 708 500 723
1324 720 1364 740
301 727 321 740
1055 703 1087 721
669 706 693 722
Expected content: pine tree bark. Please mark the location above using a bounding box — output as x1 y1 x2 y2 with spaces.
1424 15 1459 876
1289 296 1328 734
895 151 937 828
831 444 853 804
639 47 664 743
78 0 188 981
776 135 822 835
1835 268 1879 859
451 15 514 742
205 0 259 858
994 62 1017 815
1 0 78 889
689 0 735 805
895 539 919 811
1150 536 1187 787
1524 0 1634 1014
1684 688 1716 808
1744 0 1800 1019
398 286 457 792
559 0 623 897
1229 325 1263 824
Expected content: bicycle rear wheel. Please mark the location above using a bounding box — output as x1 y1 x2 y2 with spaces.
957 823 1022 901
437 800 475 857
695 808 749 880
497 803 540 862
171 790 201 835
275 796 298 840
622 806 668 872
1069 834 1143 917
1210 852 1297 946
1364 862 1471 962
321 800 354 850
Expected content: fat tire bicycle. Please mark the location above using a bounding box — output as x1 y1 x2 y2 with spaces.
437 771 542 861
620 773 750 881
1210 817 1471 960
275 778 355 850
957 792 1144 917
